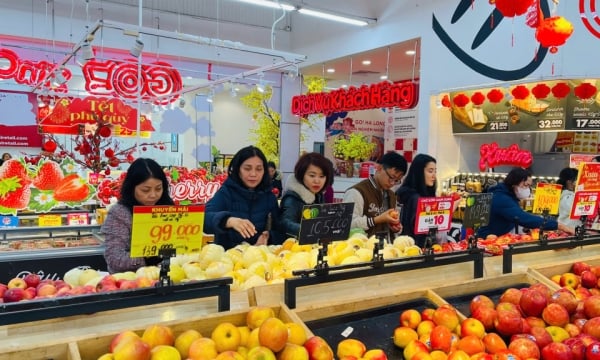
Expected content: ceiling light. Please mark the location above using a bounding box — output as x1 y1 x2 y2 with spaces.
80 41 94 61
206 88 214 103
326 68 335 73
237 0 295 11
380 75 388 80
130 38 144 57
362 60 371 65
179 98 186 108
405 50 416 55
52 69 67 86
298 8 371 26
256 73 266 93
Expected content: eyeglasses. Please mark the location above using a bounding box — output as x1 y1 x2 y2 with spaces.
383 167 403 184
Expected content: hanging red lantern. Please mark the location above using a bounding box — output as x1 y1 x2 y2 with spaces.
494 0 534 18
487 89 505 104
574 82 598 100
511 85 530 100
535 16 574 53
551 82 571 99
470 92 486 106
453 93 470 107
98 126 112 138
43 140 57 153
531 83 551 99
441 94 452 108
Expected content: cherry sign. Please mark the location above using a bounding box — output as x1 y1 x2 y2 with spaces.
479 142 533 171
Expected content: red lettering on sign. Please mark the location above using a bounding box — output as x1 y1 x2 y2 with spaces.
479 142 533 171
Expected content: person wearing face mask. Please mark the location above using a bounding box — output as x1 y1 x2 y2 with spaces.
102 158 175 273
204 146 283 250
476 167 575 238
557 167 581 229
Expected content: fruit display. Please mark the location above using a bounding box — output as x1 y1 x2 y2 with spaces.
464 230 570 255
0 236 100 251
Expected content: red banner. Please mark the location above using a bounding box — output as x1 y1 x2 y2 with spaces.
0 125 43 147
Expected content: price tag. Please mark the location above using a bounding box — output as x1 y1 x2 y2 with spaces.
462 193 493 228
298 202 354 245
67 213 89 225
38 214 62 227
130 205 205 257
570 191 599 219
532 183 562 215
414 196 453 234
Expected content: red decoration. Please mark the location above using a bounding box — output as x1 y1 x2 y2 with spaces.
531 83 551 99
551 82 571 99
453 93 470 107
479 142 533 172
511 85 530 100
535 16 574 52
494 0 534 18
98 126 112 138
0 48 71 92
43 140 57 153
104 148 115 158
441 94 452 108
486 89 505 104
574 82 598 100
470 92 486 106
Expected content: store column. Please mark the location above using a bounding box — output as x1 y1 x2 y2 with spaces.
279 76 303 183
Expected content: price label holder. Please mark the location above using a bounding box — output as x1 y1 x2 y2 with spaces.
532 183 562 215
414 196 453 235
462 193 493 249
130 205 205 258
570 191 600 238
298 202 354 245
38 214 62 227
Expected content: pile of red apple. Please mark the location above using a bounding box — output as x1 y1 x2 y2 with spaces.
549 261 600 297
392 282 600 359
0 273 156 304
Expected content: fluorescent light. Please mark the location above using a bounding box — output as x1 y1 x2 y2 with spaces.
298 8 370 26
362 60 371 65
405 50 416 55
326 68 335 73
380 75 388 80
237 0 295 11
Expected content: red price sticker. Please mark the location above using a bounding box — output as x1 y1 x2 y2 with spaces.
570 191 599 219
130 205 205 257
414 196 452 234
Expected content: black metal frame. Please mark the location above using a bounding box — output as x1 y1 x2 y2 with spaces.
0 277 232 325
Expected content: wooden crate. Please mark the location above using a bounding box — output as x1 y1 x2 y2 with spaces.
529 255 600 280
0 303 308 360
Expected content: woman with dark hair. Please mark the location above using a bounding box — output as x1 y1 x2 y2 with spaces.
204 146 283 249
476 167 575 238
267 161 282 198
396 154 438 247
557 167 581 228
279 152 334 238
102 158 174 273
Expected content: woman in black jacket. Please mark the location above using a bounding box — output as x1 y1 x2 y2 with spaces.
279 152 333 238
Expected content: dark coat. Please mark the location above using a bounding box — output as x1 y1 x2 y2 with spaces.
395 186 428 247
476 183 558 238
204 178 283 250
279 176 323 238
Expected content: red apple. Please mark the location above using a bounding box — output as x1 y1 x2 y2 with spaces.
542 303 570 327
494 310 523 337
23 273 41 288
421 308 435 321
472 306 497 331
0 283 7 298
525 316 546 329
564 336 586 360
36 283 57 297
581 270 598 289
7 277 27 289
575 286 592 300
529 282 552 301
592 265 600 277
508 337 540 360
586 342 600 360
499 288 522 306
583 295 600 318
22 287 36 300
3 287 24 302
560 272 581 289
551 289 579 315
528 326 553 350
572 261 591 276
460 317 485 339
304 336 334 360
470 295 495 314
541 342 574 360
495 302 520 315
565 323 581 338
519 289 547 317
583 317 600 339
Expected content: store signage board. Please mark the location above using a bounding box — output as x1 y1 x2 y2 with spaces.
130 205 204 257
38 214 62 227
415 196 453 235
532 183 562 215
570 191 599 219
298 202 353 245
576 163 600 191
462 193 493 228
0 215 18 228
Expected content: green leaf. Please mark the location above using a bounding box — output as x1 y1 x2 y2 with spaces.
0 204 17 216
28 189 58 212
171 168 180 182
0 177 23 197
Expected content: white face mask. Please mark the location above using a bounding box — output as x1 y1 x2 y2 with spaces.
515 187 531 200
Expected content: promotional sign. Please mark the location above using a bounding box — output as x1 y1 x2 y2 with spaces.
576 162 600 191
0 215 19 228
38 214 62 227
532 183 562 215
67 213 89 225
0 92 43 147
570 191 600 219
479 142 533 172
298 202 354 245
130 205 205 257
570 154 598 168
415 196 453 234
462 193 493 228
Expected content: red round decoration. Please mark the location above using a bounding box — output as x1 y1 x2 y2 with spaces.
574 82 598 100
551 82 571 99
104 148 115 158
511 85 530 100
98 126 112 138
470 92 486 106
441 94 452 108
43 140 57 153
494 0 534 18
531 83 551 99
535 16 574 48
453 93 470 107
486 89 505 103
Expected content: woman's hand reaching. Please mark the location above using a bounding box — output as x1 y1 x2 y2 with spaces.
226 217 258 238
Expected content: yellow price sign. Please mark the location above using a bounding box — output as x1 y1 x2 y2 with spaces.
130 205 205 257
532 183 562 215
38 214 62 227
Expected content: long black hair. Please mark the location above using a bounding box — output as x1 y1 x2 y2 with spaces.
228 146 271 191
557 167 578 189
503 167 532 195
400 153 437 196
119 158 174 211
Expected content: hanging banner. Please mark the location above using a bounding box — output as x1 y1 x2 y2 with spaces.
0 91 43 147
